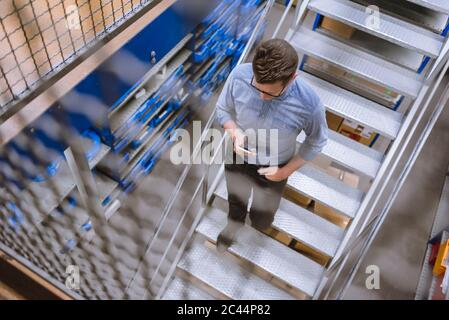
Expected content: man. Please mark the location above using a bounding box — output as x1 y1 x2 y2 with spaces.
215 39 328 252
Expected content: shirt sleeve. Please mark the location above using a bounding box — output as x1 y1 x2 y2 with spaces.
297 102 328 161
215 69 236 126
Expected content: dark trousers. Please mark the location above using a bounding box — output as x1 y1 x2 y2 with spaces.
224 156 288 230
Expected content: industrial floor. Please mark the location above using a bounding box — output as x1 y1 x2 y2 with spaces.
1 3 449 300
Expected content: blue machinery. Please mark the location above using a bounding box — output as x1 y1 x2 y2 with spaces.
0 0 268 299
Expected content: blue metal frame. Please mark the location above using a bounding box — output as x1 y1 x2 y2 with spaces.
417 18 449 74
312 13 324 31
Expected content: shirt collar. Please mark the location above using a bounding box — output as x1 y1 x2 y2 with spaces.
271 80 294 102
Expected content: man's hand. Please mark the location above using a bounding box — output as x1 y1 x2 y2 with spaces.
227 127 256 157
231 128 245 151
258 166 291 182
258 155 308 182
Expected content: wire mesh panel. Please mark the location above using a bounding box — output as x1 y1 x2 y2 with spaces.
0 111 121 299
0 0 157 114
0 0 268 300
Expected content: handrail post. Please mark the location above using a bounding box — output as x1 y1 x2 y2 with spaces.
272 0 294 39
293 0 310 32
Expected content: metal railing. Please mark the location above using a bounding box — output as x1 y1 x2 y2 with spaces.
328 65 449 300
0 0 159 114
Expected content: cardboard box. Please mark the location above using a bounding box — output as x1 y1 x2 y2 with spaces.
267 228 291 246
283 187 312 207
321 17 356 39
326 112 344 132
314 166 359 228
338 119 378 147
293 241 330 266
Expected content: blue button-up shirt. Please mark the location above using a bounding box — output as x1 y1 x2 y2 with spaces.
216 63 328 166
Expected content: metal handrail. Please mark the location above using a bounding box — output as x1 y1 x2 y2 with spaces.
123 103 218 296
334 67 449 300
152 136 227 299
133 0 276 299
272 0 295 39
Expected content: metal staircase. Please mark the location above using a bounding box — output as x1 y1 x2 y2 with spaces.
1 0 449 300
54 0 435 301
1 0 448 300
153 0 449 300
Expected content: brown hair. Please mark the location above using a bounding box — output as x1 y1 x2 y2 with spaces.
252 39 299 85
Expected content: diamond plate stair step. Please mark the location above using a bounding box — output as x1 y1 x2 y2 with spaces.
176 238 295 300
196 207 325 297
309 0 444 58
406 0 449 14
162 276 215 300
288 165 364 218
299 71 402 139
213 178 344 257
297 129 384 179
288 27 423 98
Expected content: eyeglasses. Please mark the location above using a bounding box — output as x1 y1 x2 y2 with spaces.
250 76 288 98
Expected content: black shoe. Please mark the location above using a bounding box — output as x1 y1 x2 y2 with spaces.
250 221 271 233
216 220 242 253
217 232 233 253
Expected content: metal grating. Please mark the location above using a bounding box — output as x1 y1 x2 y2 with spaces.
162 275 214 300
289 27 424 97
177 237 295 300
213 178 345 257
0 0 157 113
298 70 403 139
196 206 325 297
297 129 384 179
0 0 277 300
309 0 444 58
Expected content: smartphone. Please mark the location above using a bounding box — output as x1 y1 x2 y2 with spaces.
235 136 256 155
235 144 256 155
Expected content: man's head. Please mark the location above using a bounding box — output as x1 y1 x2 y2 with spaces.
252 39 299 100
